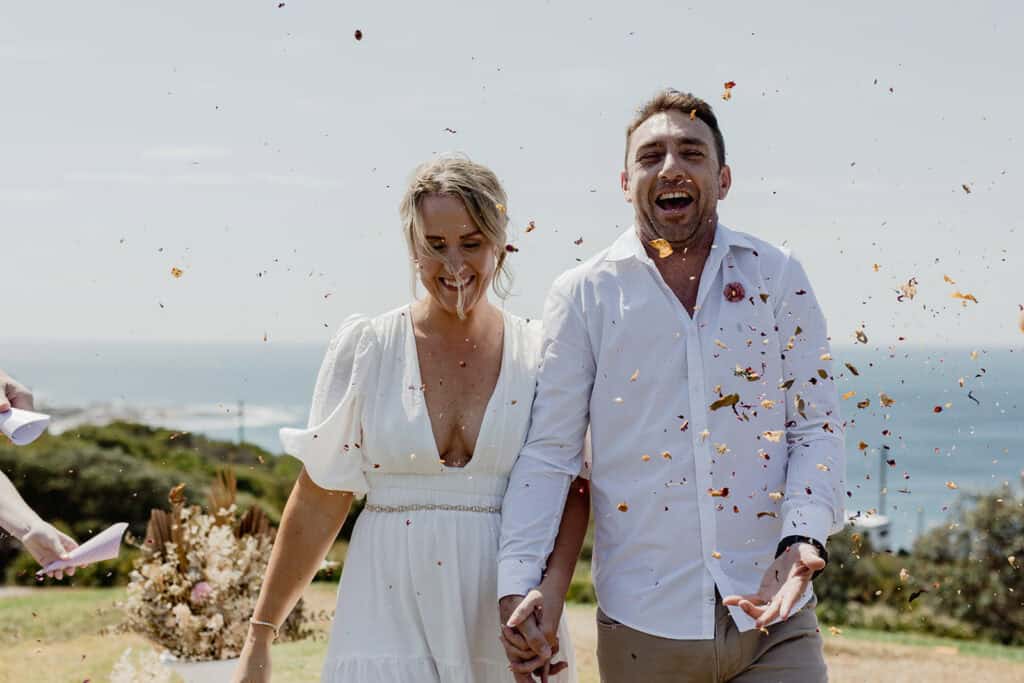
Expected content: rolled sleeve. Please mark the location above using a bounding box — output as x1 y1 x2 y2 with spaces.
774 254 847 547
498 281 596 598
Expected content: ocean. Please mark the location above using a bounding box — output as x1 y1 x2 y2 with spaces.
4 339 1022 549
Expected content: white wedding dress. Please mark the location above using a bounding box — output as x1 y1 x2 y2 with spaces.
281 305 576 683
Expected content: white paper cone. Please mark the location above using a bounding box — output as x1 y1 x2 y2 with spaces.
37 522 129 575
0 408 51 446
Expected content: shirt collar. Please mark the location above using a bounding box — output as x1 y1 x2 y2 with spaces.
605 222 756 262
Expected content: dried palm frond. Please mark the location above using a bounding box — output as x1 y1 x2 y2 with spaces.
237 505 273 540
207 469 237 527
143 509 173 559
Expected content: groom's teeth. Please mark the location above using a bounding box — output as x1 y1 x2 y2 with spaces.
657 190 692 200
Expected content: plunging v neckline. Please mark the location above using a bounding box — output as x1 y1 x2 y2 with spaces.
405 304 508 470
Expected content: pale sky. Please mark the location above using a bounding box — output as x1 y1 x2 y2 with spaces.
2 0 1021 346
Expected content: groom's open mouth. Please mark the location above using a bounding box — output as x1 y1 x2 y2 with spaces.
654 190 695 216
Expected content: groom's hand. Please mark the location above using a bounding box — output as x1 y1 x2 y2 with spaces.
722 542 826 629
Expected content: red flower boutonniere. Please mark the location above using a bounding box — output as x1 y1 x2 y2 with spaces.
724 282 745 302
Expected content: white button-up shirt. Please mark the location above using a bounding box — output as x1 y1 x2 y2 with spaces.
498 223 846 638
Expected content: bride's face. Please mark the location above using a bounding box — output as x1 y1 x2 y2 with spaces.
415 194 499 318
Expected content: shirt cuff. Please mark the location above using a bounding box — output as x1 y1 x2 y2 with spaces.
497 558 543 600
780 503 835 548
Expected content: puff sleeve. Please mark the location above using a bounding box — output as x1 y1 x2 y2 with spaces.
279 314 378 497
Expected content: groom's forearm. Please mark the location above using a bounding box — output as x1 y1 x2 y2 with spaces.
540 477 590 596
249 468 352 638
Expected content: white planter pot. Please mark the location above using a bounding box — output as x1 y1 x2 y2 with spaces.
159 652 240 683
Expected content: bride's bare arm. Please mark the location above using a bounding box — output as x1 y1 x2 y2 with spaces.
541 476 591 600
232 469 354 682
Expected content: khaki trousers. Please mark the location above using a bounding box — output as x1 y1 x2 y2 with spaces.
596 596 828 683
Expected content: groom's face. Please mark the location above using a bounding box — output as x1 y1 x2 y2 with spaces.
621 110 731 247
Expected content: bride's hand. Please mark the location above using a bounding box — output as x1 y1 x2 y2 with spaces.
232 632 272 683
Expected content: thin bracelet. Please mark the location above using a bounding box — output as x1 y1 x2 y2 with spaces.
249 618 279 639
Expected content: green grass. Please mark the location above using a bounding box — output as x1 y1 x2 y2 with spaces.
3 586 1024 682
822 624 1024 663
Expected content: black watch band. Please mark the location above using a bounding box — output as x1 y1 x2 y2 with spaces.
776 535 828 580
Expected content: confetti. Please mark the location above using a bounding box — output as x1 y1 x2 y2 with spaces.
820 353 832 361
617 502 629 512
768 491 784 501
961 183 971 194
714 443 730 455
933 405 943 413
858 441 869 451
760 399 776 409
708 487 729 497
756 511 778 519
879 393 896 407
723 282 745 302
856 399 870 409
872 263 881 272
171 267 184 279
525 220 537 233
504 244 519 253
495 203 506 213
943 274 956 284
709 393 739 411
614 397 624 404
951 291 979 305
354 29 363 41
711 551 722 559
721 81 736 100
855 329 868 344
845 362 860 376
662 451 672 460
841 390 856 400
816 463 830 471
945 481 958 490
699 429 710 441
641 454 651 462
573 237 584 246
689 108 697 120
762 430 784 443
897 278 918 302
649 238 673 258
829 626 842 636
630 369 639 382
443 127 457 134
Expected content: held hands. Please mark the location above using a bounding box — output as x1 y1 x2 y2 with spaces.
722 542 826 629
21 520 80 580
498 588 567 682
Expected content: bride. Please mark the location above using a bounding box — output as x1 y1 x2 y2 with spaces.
233 155 588 682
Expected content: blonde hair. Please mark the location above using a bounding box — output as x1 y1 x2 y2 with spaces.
399 154 512 299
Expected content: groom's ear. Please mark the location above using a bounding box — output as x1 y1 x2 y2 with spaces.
620 170 632 203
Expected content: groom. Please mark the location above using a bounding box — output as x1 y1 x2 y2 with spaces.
498 89 845 681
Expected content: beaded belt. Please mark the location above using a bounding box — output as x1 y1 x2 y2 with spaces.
363 503 501 514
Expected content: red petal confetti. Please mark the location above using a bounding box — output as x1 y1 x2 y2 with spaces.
721 81 736 100
505 244 519 253
724 282 745 302
573 237 584 246
354 29 363 41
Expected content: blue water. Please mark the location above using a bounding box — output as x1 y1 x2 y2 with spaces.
4 340 1022 548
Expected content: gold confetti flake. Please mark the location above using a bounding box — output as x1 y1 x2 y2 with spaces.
762 430 784 443
649 238 673 258
841 390 856 400
760 399 776 409
630 369 639 382
879 393 896 407
711 551 722 559
617 502 629 512
943 274 956 284
699 429 710 441
768 491 784 501
171 267 184 279
708 487 730 497
951 291 979 305
898 278 918 301
662 451 672 460
714 339 729 350
641 454 651 462
945 481 958 490
855 329 869 344
710 393 739 411
829 626 843 636
820 353 832 361
970 350 979 360
495 203 506 213
858 441 869 451
816 463 830 472
872 264 881 273
525 220 537 233
714 443 730 455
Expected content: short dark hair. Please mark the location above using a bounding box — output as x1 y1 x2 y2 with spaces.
624 89 726 168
